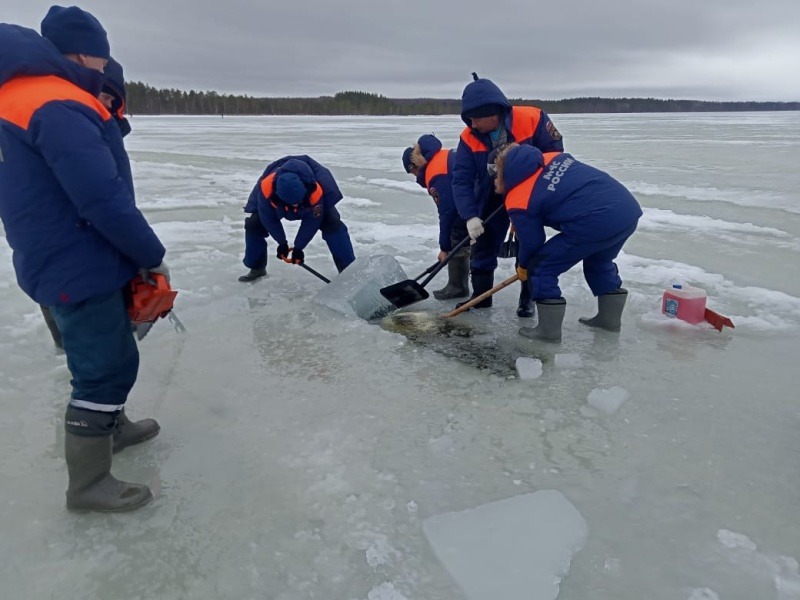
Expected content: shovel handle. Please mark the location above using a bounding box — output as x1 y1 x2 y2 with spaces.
444 274 519 318
300 263 331 284
419 204 506 289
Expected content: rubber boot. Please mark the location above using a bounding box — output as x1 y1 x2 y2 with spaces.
238 267 267 283
455 269 494 310
113 409 161 454
433 252 470 300
519 298 566 343
579 288 628 332
65 432 153 512
516 280 535 318
40 305 64 351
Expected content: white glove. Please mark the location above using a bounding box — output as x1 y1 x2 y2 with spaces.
140 261 170 284
466 217 484 241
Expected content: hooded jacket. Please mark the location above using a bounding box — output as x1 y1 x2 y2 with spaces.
412 134 460 251
248 155 342 251
501 145 642 268
453 77 564 221
0 25 164 306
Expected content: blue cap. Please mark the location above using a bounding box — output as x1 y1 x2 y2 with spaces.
41 5 110 59
275 172 307 205
402 147 414 173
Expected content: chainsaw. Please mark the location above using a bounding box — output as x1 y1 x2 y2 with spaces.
128 273 186 340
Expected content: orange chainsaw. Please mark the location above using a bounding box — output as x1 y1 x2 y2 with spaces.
128 273 185 340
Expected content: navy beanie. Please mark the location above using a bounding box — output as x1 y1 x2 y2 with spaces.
402 147 414 173
41 5 110 59
463 104 504 120
275 172 308 205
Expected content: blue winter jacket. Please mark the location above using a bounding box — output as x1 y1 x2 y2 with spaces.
248 155 343 251
413 134 461 251
502 145 642 269
0 25 165 306
453 77 564 221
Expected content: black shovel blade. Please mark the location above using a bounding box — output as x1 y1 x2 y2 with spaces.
380 280 430 308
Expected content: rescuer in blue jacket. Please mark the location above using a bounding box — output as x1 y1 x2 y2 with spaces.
0 8 166 512
402 134 469 300
247 155 355 273
452 73 564 317
495 143 642 342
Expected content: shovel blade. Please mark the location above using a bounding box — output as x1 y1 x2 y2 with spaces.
379 280 430 309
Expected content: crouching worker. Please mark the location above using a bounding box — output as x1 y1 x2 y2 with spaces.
402 134 469 300
252 155 355 273
495 144 642 342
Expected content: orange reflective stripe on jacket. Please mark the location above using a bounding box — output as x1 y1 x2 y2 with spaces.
0 75 110 130
459 105 545 153
424 149 450 189
504 151 562 211
262 172 323 211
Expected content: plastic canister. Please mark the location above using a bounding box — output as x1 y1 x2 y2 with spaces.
662 284 707 324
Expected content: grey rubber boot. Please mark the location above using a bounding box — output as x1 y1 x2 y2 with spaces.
519 298 566 343
433 252 470 300
40 305 64 351
516 280 535 318
579 288 628 332
113 409 161 454
238 267 267 282
65 432 153 512
455 269 494 309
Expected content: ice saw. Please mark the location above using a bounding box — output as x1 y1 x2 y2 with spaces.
128 273 186 340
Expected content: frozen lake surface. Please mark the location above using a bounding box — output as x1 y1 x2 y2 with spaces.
1 113 799 599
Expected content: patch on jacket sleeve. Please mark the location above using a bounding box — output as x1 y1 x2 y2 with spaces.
429 187 440 205
313 204 323 218
546 121 562 141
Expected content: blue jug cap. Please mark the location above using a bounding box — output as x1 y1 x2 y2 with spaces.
672 284 682 289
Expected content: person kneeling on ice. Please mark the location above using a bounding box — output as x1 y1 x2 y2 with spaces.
402 134 470 300
250 155 355 273
494 144 642 342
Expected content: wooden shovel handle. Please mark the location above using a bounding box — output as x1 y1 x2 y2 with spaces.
444 274 520 318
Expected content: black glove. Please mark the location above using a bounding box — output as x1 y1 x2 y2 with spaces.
276 242 290 261
290 248 305 265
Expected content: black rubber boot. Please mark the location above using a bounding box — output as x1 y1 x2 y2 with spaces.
516 280 535 318
455 269 494 310
40 305 64 351
433 251 470 300
519 298 566 343
579 288 628 332
65 433 153 512
113 409 161 454
238 267 267 282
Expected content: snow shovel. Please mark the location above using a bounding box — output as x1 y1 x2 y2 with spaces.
443 274 519 318
380 205 505 309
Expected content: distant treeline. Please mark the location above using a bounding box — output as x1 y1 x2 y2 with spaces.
126 85 800 115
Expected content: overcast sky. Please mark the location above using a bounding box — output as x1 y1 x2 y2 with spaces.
5 0 799 101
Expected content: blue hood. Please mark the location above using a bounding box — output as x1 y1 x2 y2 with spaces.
277 158 316 186
502 145 545 191
460 76 511 126
417 134 442 162
0 24 103 94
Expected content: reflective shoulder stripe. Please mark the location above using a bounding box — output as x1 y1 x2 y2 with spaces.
260 172 276 200
504 151 562 211
424 149 450 189
505 174 538 211
309 183 323 206
460 127 488 152
0 75 110 130
509 106 542 143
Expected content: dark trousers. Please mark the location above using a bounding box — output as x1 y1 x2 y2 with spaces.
49 289 139 412
243 213 269 270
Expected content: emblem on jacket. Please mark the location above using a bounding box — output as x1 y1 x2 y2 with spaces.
313 204 323 218
429 187 440 205
546 121 562 141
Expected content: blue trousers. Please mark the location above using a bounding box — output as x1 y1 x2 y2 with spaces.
243 213 269 269
524 222 638 300
320 208 355 271
470 196 510 271
49 289 139 411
